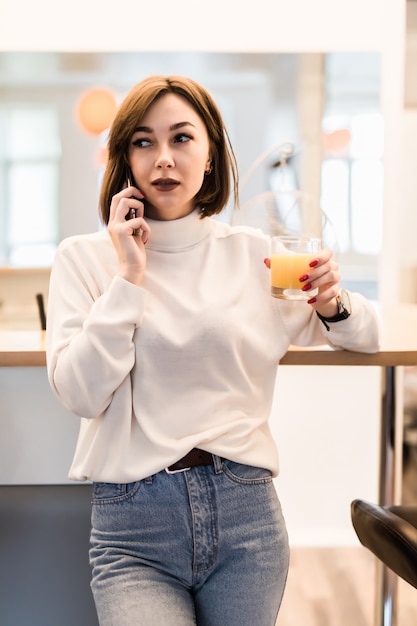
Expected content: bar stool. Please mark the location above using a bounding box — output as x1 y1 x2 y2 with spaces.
351 499 417 589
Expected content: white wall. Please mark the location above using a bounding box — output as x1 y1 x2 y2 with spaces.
398 111 417 303
0 0 387 53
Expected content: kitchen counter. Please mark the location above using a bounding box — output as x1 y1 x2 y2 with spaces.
1 303 417 367
0 330 46 366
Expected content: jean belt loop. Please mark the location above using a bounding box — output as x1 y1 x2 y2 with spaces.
213 455 224 474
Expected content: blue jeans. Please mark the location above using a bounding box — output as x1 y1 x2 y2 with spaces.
89 457 289 626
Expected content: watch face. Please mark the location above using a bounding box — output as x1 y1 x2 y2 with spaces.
339 288 352 316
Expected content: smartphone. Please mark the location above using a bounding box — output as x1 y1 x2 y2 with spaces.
126 176 137 221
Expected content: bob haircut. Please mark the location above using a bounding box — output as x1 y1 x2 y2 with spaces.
99 75 239 224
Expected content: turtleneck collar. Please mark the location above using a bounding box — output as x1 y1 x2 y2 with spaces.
145 209 213 252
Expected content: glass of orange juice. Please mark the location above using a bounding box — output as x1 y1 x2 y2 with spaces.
270 235 321 300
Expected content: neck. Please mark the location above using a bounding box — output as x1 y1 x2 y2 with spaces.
145 208 211 251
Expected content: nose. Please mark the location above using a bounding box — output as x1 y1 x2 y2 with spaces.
155 144 174 169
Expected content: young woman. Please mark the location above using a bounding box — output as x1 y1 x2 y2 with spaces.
46 75 380 626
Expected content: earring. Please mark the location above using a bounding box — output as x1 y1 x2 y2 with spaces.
205 166 212 175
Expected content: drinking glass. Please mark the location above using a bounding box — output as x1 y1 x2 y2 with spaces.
270 235 321 300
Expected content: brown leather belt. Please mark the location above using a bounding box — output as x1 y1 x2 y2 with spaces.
166 448 214 474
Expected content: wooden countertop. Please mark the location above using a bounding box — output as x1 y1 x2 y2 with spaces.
1 304 417 368
0 330 47 366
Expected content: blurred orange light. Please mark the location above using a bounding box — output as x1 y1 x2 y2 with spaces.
76 87 117 136
322 129 351 157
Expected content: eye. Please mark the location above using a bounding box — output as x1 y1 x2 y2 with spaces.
131 137 151 148
174 133 192 144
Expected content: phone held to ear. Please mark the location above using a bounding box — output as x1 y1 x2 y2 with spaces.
126 177 137 221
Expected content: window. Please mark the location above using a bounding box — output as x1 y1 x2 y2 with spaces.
321 53 382 296
0 106 61 267
321 112 384 266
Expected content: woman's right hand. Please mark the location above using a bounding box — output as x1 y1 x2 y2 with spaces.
107 183 151 286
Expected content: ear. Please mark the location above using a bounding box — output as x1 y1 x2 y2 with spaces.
205 157 213 175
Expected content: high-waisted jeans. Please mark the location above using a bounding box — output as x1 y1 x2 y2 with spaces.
89 456 289 626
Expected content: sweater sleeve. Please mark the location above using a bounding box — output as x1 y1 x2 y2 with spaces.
315 291 381 353
276 291 381 353
46 237 148 418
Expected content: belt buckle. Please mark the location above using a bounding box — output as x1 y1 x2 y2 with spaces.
165 465 191 474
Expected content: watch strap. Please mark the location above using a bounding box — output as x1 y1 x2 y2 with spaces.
316 289 351 331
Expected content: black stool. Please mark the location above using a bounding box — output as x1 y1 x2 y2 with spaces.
351 499 417 589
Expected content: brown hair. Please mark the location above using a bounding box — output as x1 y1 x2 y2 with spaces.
99 75 239 224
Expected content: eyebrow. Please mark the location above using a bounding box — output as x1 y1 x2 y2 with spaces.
134 121 196 133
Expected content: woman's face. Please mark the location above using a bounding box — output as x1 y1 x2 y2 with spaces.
127 93 212 221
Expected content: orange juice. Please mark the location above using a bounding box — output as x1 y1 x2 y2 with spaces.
271 253 313 289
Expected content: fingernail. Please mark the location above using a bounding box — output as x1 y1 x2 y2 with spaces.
302 283 312 292
299 274 309 283
307 297 317 304
309 259 318 267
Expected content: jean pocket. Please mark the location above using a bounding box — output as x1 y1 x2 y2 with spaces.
222 460 273 485
92 481 141 505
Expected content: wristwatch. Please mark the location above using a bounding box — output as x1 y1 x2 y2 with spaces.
316 288 352 331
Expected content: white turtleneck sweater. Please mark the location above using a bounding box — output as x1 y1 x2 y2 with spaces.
46 209 380 482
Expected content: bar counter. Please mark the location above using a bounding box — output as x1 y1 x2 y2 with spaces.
0 330 46 366
1 303 417 368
